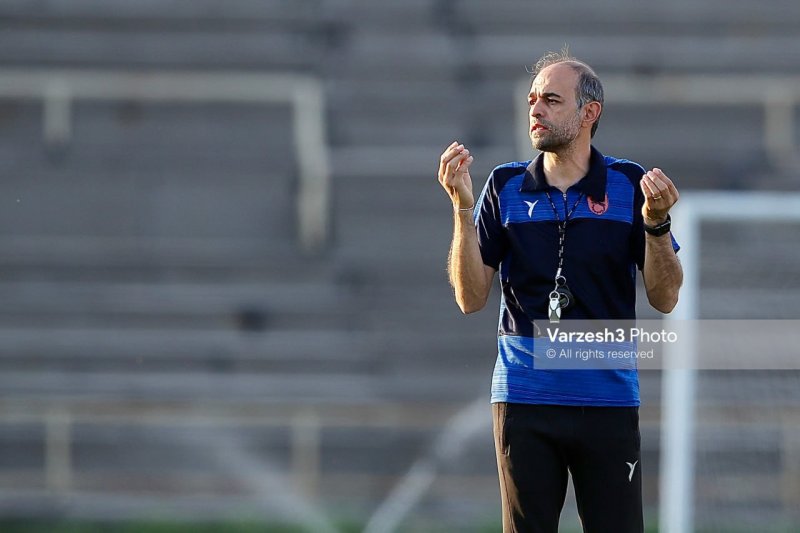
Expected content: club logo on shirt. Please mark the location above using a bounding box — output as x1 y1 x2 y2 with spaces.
524 200 539 218
588 194 609 215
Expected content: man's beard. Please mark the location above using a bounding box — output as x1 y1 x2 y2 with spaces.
531 112 582 153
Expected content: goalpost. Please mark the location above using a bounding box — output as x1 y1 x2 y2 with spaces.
662 191 800 533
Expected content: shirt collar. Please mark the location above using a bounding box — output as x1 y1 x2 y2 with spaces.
520 146 608 201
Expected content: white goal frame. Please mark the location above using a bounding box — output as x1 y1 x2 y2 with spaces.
662 191 800 533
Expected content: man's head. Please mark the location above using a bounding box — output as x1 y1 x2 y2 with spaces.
528 50 603 153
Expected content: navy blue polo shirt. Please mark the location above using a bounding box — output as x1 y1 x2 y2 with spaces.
475 147 679 406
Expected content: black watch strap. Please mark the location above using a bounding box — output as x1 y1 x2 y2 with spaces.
644 214 671 236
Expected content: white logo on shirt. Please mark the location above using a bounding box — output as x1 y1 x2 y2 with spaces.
524 200 539 218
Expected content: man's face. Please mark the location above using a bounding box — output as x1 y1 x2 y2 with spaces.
528 63 583 153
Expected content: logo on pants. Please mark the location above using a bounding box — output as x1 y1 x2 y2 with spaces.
626 460 638 482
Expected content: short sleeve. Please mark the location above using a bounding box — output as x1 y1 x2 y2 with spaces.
474 170 509 271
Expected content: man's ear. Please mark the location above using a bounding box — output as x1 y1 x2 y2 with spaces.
583 101 602 128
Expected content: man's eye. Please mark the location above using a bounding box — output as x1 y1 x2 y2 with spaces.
547 99 557 104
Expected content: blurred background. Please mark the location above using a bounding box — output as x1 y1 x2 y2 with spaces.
0 1 799 532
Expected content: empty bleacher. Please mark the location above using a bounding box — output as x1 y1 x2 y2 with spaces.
0 0 799 530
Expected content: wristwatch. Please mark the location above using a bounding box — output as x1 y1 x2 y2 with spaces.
644 214 671 236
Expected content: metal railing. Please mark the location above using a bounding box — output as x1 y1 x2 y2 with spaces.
0 397 462 500
0 68 330 253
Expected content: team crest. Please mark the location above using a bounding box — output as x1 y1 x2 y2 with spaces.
588 194 609 215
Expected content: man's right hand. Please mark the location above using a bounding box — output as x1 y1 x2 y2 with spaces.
438 141 475 210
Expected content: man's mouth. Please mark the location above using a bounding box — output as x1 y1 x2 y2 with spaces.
531 123 549 133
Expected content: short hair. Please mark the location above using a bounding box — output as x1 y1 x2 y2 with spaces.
530 48 604 137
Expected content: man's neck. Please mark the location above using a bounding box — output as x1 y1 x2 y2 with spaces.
542 142 592 193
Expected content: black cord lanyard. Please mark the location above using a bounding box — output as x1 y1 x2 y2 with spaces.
545 189 584 322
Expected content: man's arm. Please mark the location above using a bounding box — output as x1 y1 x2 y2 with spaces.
438 141 496 314
448 208 496 314
640 168 683 313
643 231 682 313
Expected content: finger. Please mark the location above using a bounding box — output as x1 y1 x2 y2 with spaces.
441 141 459 161
454 149 470 170
652 168 674 188
643 174 669 202
439 143 465 183
648 170 679 202
640 176 658 199
447 151 471 180
439 144 465 175
440 143 465 165
443 151 470 186
453 154 474 177
644 172 667 195
667 182 679 204
654 168 679 202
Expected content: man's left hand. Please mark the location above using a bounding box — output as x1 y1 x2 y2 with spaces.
641 168 679 226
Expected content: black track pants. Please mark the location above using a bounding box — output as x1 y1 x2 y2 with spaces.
493 403 644 533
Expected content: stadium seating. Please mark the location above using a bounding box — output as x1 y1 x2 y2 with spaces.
0 0 798 529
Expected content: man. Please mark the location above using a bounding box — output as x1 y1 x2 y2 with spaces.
437 51 683 532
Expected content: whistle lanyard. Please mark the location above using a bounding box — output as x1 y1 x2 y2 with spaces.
544 189 584 281
544 189 584 322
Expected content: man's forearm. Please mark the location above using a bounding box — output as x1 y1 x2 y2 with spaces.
448 210 490 313
643 233 683 313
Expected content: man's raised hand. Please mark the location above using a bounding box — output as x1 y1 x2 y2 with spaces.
640 168 679 225
438 141 475 210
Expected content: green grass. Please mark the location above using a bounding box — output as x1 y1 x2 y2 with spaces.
1 519 795 533
0 521 363 533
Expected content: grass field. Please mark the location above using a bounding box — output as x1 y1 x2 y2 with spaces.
0 521 660 533
0 523 462 533
0 522 362 533
2 519 798 532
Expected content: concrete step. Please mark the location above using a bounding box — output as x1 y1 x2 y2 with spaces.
0 236 319 282
0 0 325 26
0 102 295 177
456 0 800 35
0 367 487 403
699 288 800 319
0 27 325 70
469 33 800 77
0 280 359 330
0 327 373 375
326 79 512 147
1 179 295 242
334 29 800 83
322 0 439 27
